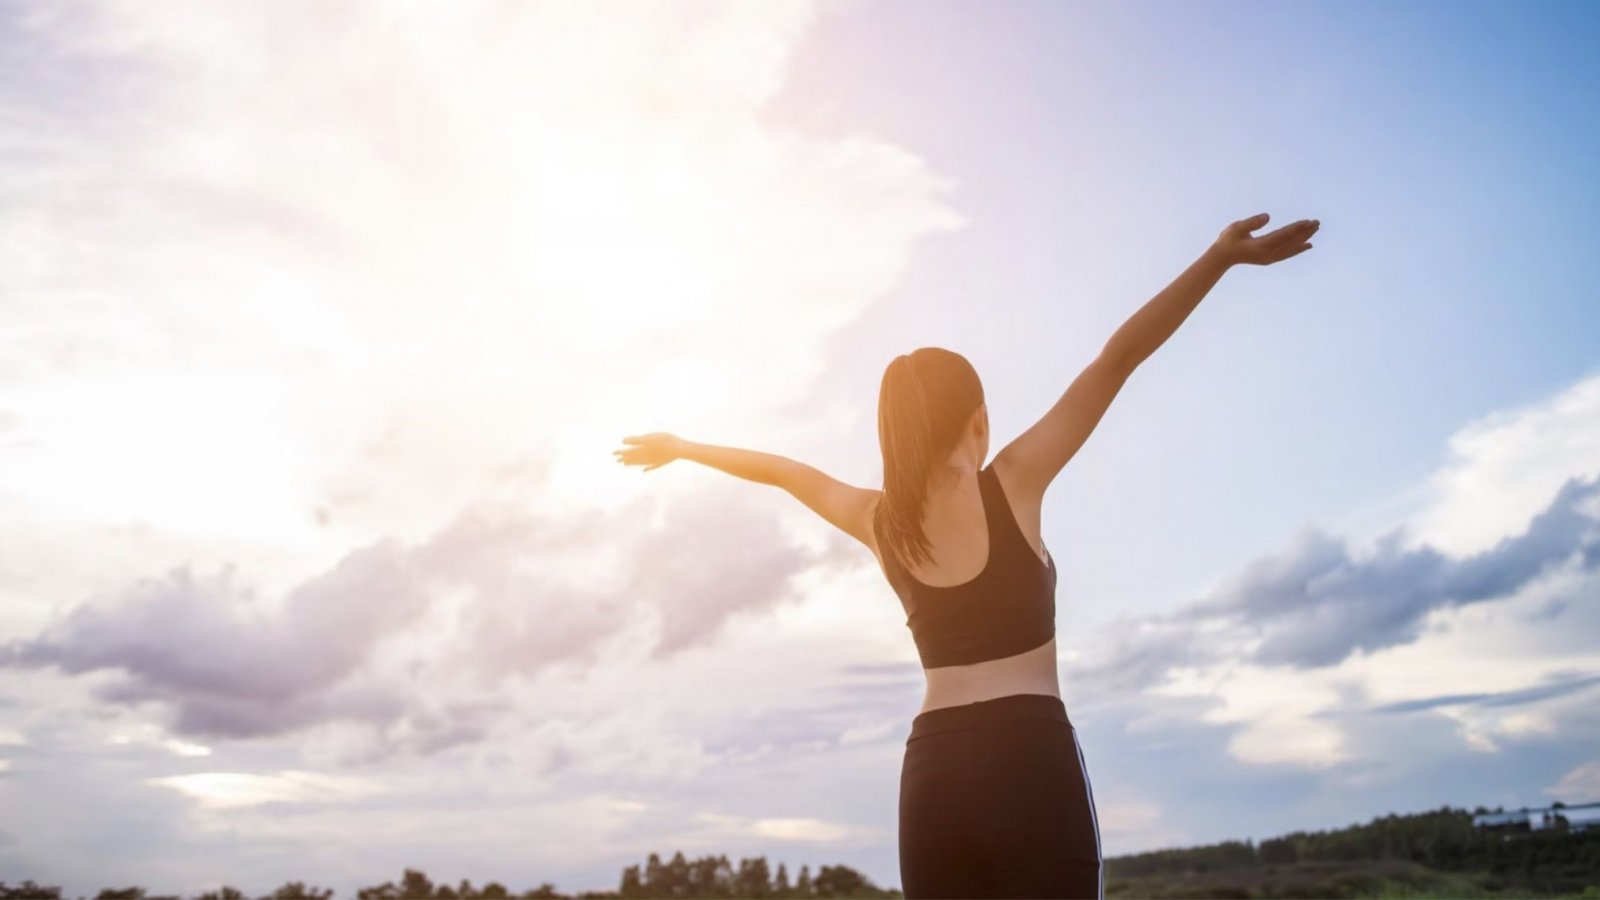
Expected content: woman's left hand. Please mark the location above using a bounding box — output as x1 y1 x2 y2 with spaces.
614 432 686 472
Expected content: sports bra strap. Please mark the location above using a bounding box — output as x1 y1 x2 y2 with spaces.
875 463 1029 588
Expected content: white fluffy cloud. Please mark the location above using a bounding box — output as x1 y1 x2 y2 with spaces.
1405 370 1600 557
1068 370 1600 775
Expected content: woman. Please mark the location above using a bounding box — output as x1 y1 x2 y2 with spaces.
614 212 1319 898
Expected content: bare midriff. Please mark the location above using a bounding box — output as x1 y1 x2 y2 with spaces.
918 634 1060 715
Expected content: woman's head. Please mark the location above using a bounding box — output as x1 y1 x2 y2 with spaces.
874 347 987 569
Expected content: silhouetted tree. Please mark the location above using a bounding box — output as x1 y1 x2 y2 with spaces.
644 853 664 896
618 865 642 899
266 883 334 900
665 852 690 898
774 863 790 897
400 870 434 900
812 865 874 897
736 856 772 898
689 856 718 897
358 869 437 900
0 882 63 900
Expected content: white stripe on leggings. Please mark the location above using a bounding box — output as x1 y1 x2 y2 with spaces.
1070 728 1103 900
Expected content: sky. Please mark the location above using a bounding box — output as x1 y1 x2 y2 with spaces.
1 0 1598 895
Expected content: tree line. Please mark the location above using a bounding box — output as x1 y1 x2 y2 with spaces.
4 804 1596 899
1105 803 1599 895
0 851 897 900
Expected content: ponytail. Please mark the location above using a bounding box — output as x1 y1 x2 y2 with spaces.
874 348 984 571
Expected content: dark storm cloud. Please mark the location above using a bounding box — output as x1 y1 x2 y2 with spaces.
1064 472 1600 695
0 485 824 748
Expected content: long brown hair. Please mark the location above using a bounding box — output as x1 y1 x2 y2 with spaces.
874 347 985 571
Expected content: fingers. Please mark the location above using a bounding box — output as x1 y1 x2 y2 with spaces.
1231 212 1269 235
1268 218 1316 237
1260 219 1318 251
1234 214 1320 246
1259 241 1313 265
613 446 668 470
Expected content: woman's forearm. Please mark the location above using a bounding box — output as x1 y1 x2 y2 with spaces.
678 440 792 486
1104 243 1234 370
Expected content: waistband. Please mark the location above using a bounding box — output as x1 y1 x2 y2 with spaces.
908 692 1070 742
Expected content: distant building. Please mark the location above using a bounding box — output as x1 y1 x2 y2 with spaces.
1473 809 1533 830
1473 801 1600 834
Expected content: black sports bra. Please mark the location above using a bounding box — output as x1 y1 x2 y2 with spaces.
874 461 1057 669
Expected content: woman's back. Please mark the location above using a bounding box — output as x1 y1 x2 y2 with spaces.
871 452 1061 715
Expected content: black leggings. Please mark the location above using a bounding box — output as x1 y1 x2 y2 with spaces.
899 693 1102 899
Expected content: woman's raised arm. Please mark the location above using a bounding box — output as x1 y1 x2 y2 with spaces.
996 212 1320 500
1107 212 1319 369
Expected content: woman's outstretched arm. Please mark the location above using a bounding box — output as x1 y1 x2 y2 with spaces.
614 434 880 546
1103 213 1318 368
997 212 1320 499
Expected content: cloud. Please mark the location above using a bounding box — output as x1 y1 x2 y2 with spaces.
2 542 432 740
633 487 816 659
146 770 386 809
1 486 822 751
1546 760 1600 804
1198 472 1598 669
1058 372 1600 773
1096 796 1188 852
0 0 961 766
1366 671 1600 716
1405 371 1600 557
1066 470 1600 700
689 811 886 844
0 0 963 555
0 0 962 892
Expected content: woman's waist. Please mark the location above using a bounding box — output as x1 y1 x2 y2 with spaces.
917 638 1060 715
908 690 1071 742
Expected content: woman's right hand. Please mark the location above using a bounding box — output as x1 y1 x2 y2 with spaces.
614 432 687 472
1211 213 1320 266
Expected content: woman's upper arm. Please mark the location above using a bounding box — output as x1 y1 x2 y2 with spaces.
778 459 882 548
996 349 1135 500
